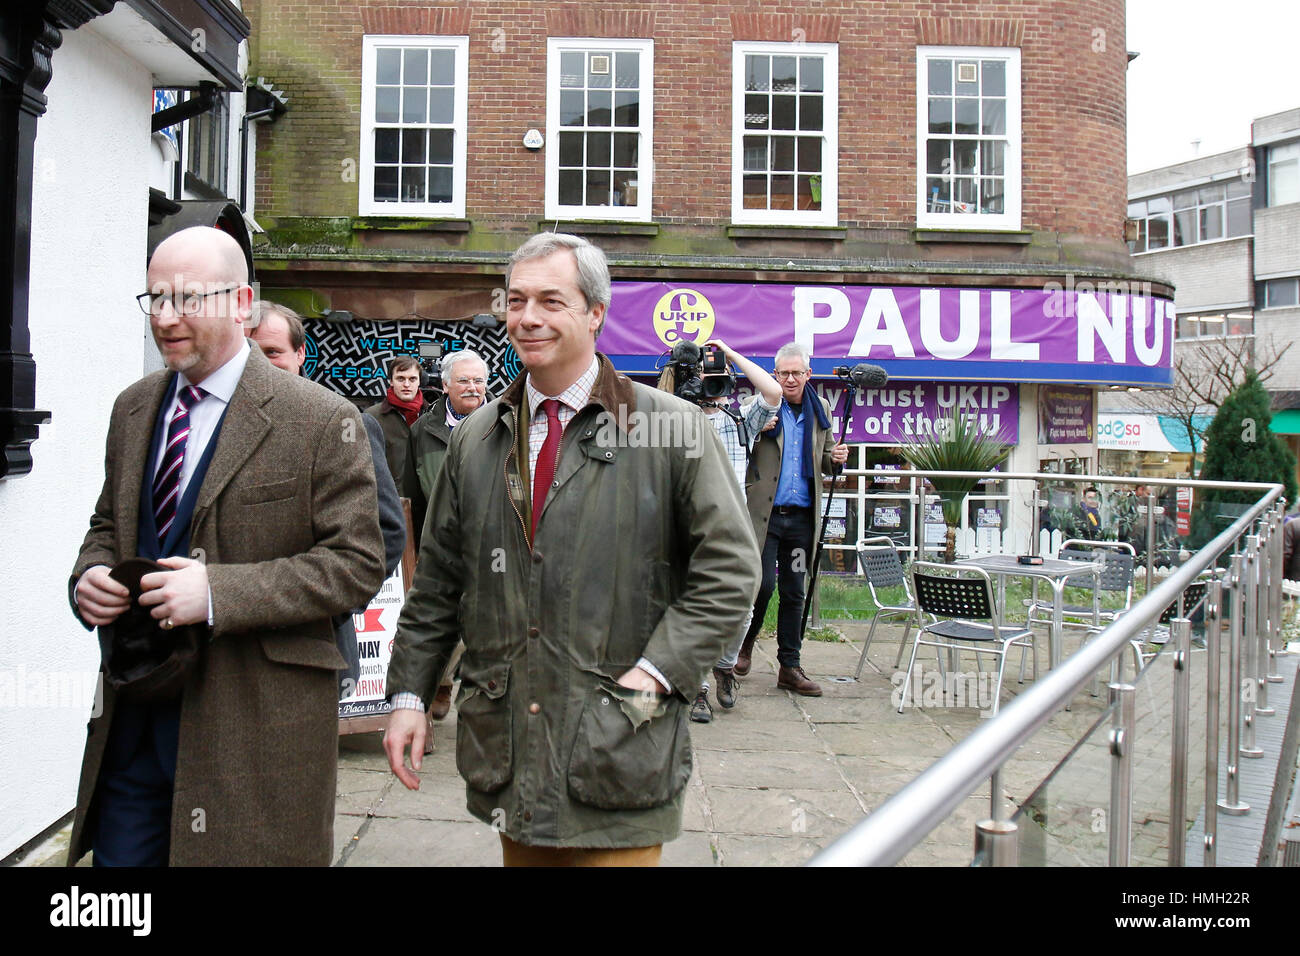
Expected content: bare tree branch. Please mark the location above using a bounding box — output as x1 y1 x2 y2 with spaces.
1121 332 1290 476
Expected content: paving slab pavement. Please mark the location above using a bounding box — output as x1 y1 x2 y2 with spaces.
27 618 1289 867
325 623 1121 867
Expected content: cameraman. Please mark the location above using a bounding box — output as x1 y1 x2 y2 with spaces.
657 338 780 723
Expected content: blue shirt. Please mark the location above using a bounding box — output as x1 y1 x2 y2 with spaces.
773 401 811 507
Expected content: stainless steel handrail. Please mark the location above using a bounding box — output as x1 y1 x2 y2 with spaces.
808 470 1282 867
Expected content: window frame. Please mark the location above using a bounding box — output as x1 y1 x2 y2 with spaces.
730 40 839 227
915 45 1021 231
1127 178 1252 254
186 90 230 195
1262 277 1300 310
359 34 469 218
1175 310 1254 340
1267 141 1300 207
544 37 654 223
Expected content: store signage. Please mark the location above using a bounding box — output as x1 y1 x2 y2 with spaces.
1096 414 1208 454
339 569 404 718
300 319 522 400
603 281 1174 385
1038 386 1094 445
817 380 1018 445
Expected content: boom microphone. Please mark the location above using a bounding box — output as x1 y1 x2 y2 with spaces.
833 363 888 388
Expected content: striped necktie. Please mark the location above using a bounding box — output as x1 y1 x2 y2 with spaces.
152 384 206 543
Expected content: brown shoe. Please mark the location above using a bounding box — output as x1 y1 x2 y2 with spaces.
429 683 453 721
777 665 822 697
734 634 757 677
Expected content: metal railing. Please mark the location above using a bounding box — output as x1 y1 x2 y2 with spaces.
807 470 1286 867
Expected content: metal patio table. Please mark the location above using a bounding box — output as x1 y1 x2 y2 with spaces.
952 553 1103 672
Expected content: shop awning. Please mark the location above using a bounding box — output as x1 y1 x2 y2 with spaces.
1270 409 1300 434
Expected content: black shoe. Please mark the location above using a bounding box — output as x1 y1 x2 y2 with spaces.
713 667 738 709
690 689 713 723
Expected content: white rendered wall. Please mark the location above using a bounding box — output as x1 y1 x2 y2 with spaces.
0 26 153 858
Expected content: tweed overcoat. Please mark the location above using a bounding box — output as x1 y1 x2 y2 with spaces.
68 344 386 865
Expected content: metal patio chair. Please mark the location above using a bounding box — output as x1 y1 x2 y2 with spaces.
1131 574 1213 669
853 536 916 680
898 563 1035 717
1023 540 1136 682
1026 539 1136 632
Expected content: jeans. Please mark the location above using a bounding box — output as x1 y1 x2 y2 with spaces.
745 507 814 668
716 607 754 671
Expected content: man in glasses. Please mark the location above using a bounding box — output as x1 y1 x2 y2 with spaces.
738 342 848 697
68 226 385 865
408 348 490 719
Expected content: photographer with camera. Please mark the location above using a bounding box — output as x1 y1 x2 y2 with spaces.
657 338 780 723
738 343 849 698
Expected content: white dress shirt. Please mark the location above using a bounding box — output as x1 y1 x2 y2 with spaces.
150 340 252 626
152 340 251 496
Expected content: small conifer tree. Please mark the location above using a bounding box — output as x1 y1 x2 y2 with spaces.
1190 370 1297 545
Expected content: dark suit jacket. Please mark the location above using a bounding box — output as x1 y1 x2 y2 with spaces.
68 343 386 865
333 414 407 695
365 396 426 542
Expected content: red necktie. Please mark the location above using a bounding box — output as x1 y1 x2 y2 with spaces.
531 399 563 540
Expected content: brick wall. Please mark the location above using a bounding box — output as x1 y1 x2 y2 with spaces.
245 0 1128 262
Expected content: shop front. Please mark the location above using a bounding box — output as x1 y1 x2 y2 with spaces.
1096 412 1208 481
594 279 1173 561
284 277 1174 560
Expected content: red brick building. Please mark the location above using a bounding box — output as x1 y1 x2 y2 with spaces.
245 0 1170 551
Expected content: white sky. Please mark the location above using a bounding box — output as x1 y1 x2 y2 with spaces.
1126 0 1299 174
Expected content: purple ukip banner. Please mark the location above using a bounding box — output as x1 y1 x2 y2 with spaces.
728 380 1019 445
602 280 1173 386
817 380 1018 445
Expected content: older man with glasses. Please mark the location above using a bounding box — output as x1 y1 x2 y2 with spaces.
408 348 490 719
737 341 848 697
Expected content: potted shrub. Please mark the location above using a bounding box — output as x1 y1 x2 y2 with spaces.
901 412 1009 563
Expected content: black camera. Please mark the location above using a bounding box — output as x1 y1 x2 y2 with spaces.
670 341 735 403
418 342 443 399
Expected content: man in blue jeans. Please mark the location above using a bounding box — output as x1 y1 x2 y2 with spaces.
738 342 848 697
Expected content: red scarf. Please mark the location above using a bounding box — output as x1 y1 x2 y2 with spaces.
386 386 424 426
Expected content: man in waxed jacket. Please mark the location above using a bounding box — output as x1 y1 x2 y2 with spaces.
409 348 490 719
382 233 759 865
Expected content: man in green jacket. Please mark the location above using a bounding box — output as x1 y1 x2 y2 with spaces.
409 348 489 718
411 349 489 502
383 233 759 865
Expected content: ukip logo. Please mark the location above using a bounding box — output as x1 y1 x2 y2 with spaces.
652 288 716 348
